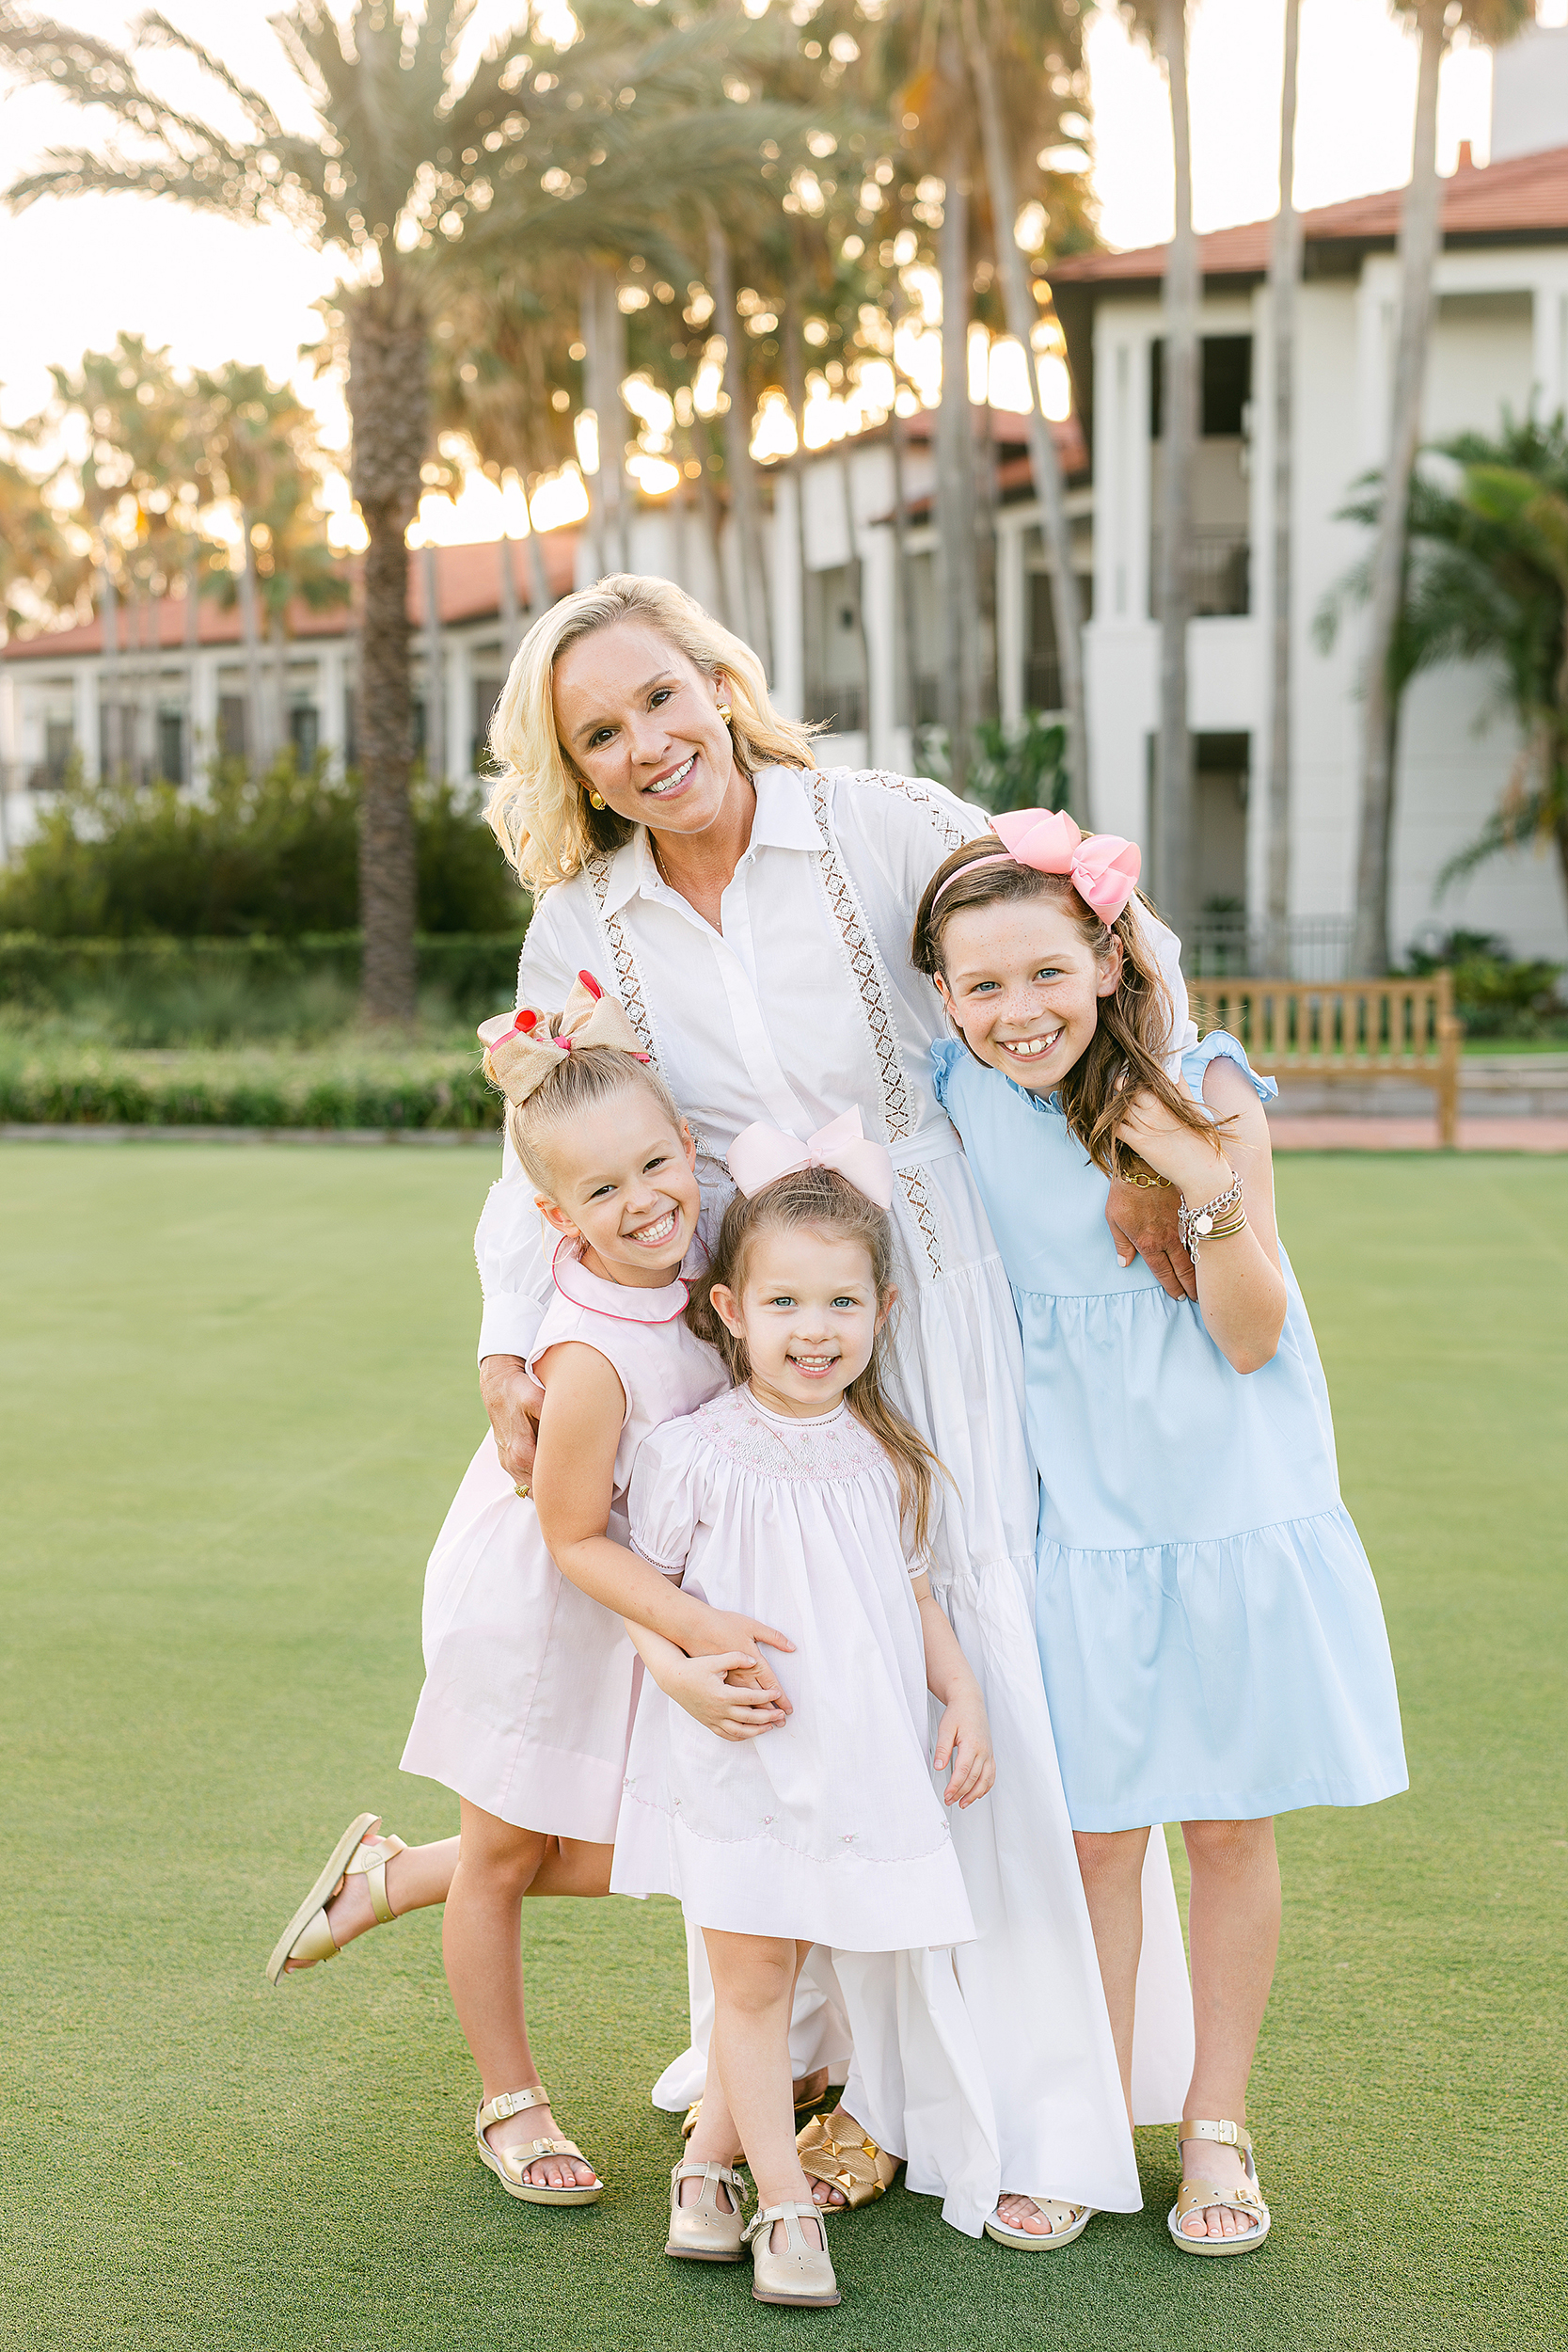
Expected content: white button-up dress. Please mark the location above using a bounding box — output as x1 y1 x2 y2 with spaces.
467 764 1196 2228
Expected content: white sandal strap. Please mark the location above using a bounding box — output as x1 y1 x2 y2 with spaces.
479 2085 550 2128
1180 2117 1254 2156
745 2201 825 2250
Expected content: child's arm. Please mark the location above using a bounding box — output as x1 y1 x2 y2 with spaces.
1112 1067 1287 1375
623 1619 789 1742
530 1342 795 1702
911 1573 995 1809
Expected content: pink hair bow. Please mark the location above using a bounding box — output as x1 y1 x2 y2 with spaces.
991 807 1142 923
477 969 649 1104
727 1105 895 1211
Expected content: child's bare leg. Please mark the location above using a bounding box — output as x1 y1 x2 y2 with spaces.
445 1797 598 2191
704 1931 822 2253
680 2058 746 2212
1178 1817 1279 2241
285 1834 460 1970
1072 1825 1151 2120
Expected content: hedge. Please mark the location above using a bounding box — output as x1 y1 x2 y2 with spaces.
0 931 527 1014
0 1039 503 1131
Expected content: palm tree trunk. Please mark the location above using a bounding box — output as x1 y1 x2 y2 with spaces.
582 265 631 578
182 556 200 787
1154 0 1198 945
519 482 552 616
784 296 812 722
889 366 924 769
708 216 772 675
937 111 980 795
348 278 426 1026
98 557 119 777
499 528 521 663
1352 0 1446 976
421 539 446 785
268 609 290 771
683 420 732 630
1266 0 1303 974
964 0 1091 821
236 523 265 773
837 448 872 747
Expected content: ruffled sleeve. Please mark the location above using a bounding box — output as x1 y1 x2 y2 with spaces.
627 1415 706 1574
1181 1028 1278 1105
927 1035 970 1116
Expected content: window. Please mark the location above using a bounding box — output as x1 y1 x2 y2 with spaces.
1148 336 1253 438
1025 573 1094 713
157 710 184 784
218 696 247 760
289 704 319 766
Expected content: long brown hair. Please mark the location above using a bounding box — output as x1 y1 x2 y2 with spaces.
687 1166 946 1557
911 844 1221 1177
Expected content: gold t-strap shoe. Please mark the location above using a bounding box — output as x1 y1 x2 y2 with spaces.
265 1814 407 1985
1167 2118 1271 2255
475 2087 605 2206
665 2159 748 2260
744 2203 840 2308
796 2111 901 2206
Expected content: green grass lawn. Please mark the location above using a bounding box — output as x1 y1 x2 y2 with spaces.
1 1146 1563 2352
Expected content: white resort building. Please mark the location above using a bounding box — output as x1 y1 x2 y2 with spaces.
5 51 1568 975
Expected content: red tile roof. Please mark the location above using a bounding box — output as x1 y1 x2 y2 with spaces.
3 531 579 660
1049 141 1568 286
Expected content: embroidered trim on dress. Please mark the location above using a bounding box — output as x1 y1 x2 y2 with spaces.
696 1386 893 1486
807 770 946 1276
585 848 723 1180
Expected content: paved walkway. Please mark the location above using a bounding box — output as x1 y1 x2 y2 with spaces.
1267 1114 1568 1152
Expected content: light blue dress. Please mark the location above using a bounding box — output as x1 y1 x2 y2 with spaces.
930 1031 1408 1833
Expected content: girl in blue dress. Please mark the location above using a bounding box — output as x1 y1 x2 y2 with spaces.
911 809 1407 2258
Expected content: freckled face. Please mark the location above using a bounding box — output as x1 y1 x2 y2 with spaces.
935 898 1120 1091
551 620 742 839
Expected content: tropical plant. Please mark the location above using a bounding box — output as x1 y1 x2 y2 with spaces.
967 711 1069 817
0 449 82 637
1350 0 1533 974
1320 413 1568 922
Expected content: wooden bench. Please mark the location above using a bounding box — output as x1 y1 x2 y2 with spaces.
1186 971 1465 1147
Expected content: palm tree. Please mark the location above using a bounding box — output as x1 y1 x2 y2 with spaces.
960 0 1090 820
1265 0 1302 974
0 452 80 640
1122 0 1198 945
1323 415 1568 914
1350 0 1533 974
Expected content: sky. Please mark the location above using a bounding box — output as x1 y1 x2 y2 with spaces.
0 0 1542 529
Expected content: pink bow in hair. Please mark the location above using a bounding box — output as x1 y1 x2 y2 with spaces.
478 969 650 1105
990 807 1142 922
727 1105 895 1211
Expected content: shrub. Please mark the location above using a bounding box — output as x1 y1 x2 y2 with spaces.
0 1031 502 1129
0 758 529 940
1406 930 1566 1038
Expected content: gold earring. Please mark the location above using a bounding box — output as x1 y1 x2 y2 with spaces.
718 703 733 723
588 789 606 809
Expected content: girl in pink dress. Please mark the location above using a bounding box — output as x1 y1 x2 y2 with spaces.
266 977 790 2208
610 1129 995 2309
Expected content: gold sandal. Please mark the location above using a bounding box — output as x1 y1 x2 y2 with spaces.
796 2110 901 2207
475 2086 605 2206
1167 2119 1271 2255
984 2197 1092 2249
265 1813 407 1985
682 2066 830 2141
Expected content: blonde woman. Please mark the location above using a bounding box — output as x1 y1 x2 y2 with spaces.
277 577 1196 2240
466 574 1202 2244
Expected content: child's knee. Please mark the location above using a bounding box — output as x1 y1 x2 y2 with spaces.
1074 1827 1148 1887
1182 1816 1275 1872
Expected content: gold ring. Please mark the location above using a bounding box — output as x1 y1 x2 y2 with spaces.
515 1481 531 1500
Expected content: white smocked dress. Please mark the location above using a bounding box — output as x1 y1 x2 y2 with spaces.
401 1246 724 1839
471 765 1196 2220
611 1388 975 1952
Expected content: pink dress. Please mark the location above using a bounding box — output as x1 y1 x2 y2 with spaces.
400 1248 725 1839
610 1389 976 1953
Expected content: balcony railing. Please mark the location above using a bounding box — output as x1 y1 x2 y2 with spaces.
804 683 865 735
1149 530 1251 618
1189 914 1356 982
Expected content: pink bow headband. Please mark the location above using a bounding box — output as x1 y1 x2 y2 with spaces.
727 1105 895 1211
933 808 1142 924
478 970 651 1105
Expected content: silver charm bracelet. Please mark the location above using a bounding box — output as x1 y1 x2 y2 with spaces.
1178 1170 1245 1259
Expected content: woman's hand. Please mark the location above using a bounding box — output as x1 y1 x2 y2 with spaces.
657 1649 790 1741
1104 1175 1196 1300
932 1680 995 1808
481 1354 546 1484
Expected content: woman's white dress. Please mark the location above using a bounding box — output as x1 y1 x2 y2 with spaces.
401 1247 724 1838
472 764 1196 2224
612 1389 976 1950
